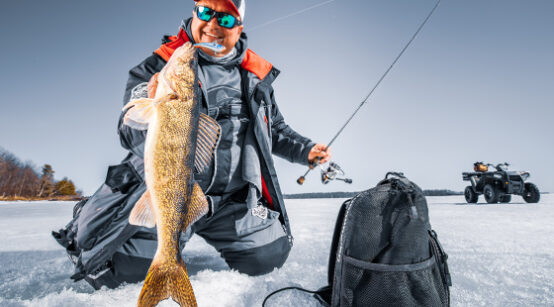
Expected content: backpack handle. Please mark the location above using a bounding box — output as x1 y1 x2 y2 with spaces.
379 172 416 193
385 172 405 179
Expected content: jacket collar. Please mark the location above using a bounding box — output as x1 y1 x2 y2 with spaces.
155 18 276 82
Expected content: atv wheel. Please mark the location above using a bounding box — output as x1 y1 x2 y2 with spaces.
523 183 540 203
465 186 478 203
499 195 512 203
484 184 499 203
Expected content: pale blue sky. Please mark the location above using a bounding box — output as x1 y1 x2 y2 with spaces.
1 0 553 195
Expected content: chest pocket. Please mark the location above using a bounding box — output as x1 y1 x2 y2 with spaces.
254 82 273 140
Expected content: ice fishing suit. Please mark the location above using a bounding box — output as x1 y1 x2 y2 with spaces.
52 20 314 289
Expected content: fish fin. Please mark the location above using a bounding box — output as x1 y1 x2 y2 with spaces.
183 182 209 232
122 117 149 131
122 98 156 130
194 113 221 173
137 258 197 307
129 190 156 228
122 94 177 130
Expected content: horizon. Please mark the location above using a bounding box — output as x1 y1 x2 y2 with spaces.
2 145 551 195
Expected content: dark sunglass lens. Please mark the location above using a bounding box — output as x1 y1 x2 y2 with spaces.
196 6 213 22
217 14 236 28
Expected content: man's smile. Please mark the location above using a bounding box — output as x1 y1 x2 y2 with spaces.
203 32 223 41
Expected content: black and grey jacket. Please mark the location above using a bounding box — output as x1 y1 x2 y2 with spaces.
118 21 314 239
52 20 314 285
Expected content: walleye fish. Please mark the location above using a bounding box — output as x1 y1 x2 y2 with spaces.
123 42 221 307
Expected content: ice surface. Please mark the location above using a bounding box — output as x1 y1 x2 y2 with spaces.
0 195 553 306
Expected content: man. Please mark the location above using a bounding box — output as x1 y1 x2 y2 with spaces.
53 0 331 289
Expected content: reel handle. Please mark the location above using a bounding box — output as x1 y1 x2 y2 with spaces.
309 157 322 169
297 157 322 185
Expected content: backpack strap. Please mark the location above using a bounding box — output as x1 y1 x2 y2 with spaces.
262 286 327 307
327 198 350 285
429 230 452 287
378 172 422 219
378 172 415 191
262 197 352 307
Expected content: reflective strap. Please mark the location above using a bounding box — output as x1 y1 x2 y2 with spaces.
208 104 249 120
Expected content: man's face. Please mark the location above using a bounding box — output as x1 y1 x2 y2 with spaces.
191 0 244 57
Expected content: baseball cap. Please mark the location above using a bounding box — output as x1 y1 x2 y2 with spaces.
194 0 246 20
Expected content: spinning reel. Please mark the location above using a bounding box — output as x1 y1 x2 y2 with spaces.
320 162 352 184
297 160 352 185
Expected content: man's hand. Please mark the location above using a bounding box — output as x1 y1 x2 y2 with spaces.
308 143 331 166
147 73 159 98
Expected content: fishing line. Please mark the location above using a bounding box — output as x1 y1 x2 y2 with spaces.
248 0 336 32
326 0 441 149
297 0 442 184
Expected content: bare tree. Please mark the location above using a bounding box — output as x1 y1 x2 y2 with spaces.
21 163 41 197
0 150 21 196
1 148 79 199
38 164 55 197
0 149 40 197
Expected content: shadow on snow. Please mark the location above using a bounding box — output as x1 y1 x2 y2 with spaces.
0 249 228 301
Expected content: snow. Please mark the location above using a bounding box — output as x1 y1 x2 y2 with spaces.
1 195 553 306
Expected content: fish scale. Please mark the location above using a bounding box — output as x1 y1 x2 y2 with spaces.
123 42 222 307
141 44 200 307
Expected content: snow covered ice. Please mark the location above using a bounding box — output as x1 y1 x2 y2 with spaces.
1 195 553 306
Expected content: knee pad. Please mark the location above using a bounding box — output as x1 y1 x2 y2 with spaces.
222 236 291 276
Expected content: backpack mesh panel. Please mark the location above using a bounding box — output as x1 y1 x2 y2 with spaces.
340 258 447 306
343 190 392 261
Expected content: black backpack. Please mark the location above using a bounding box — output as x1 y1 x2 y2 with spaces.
264 172 452 306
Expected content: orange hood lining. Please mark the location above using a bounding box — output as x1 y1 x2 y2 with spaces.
154 29 273 80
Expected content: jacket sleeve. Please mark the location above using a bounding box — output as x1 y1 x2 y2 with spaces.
270 90 315 166
118 54 166 158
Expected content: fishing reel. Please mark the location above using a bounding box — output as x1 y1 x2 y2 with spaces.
297 161 352 185
321 162 352 184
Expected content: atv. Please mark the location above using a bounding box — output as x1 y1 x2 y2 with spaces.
462 162 540 204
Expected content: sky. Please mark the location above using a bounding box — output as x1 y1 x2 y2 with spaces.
0 0 553 196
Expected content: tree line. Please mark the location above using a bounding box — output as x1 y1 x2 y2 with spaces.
284 189 462 199
0 148 80 199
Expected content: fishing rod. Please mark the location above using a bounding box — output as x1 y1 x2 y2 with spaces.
297 0 442 185
248 0 336 32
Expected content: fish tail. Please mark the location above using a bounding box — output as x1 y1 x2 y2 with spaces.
137 257 197 307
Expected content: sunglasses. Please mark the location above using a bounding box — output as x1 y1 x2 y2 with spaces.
194 6 242 29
